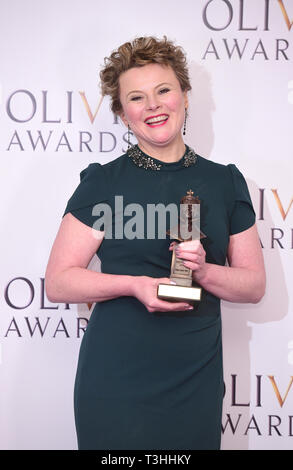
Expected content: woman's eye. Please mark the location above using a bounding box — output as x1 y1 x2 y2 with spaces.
159 88 170 94
130 96 142 101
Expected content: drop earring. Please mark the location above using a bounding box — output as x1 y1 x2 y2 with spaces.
127 125 131 150
183 109 187 136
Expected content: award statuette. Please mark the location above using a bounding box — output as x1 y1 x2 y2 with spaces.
157 190 206 303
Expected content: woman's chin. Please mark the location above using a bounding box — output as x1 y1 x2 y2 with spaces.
148 133 180 147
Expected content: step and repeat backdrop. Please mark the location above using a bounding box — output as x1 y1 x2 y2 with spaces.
0 0 292 450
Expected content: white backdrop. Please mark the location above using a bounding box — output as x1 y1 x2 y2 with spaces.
0 0 292 450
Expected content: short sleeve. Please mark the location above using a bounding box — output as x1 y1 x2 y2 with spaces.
63 163 108 228
227 164 255 235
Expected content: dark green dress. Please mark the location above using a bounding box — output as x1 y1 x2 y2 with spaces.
63 146 255 450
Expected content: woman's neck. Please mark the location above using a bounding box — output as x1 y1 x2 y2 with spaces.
137 138 186 163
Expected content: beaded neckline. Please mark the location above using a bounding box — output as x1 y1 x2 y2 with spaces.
127 144 197 171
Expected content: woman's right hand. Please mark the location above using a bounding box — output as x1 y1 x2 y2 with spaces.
132 276 194 313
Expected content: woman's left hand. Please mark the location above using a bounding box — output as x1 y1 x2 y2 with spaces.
169 240 207 282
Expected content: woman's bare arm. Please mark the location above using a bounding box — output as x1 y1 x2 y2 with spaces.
45 213 135 303
172 224 266 304
45 213 193 312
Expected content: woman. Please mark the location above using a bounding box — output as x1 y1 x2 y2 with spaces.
45 36 265 450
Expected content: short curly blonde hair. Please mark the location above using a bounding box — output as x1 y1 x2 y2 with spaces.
100 36 191 115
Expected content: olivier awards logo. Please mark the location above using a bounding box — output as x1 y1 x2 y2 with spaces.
222 374 293 438
201 0 292 61
1 276 88 340
2 89 132 154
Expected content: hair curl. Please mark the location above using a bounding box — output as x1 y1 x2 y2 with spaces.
99 36 191 115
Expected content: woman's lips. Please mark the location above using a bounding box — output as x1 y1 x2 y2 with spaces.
144 114 169 126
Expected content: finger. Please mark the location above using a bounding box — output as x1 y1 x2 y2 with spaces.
176 252 201 263
155 299 194 312
176 247 203 258
171 302 194 311
176 245 205 258
178 240 201 250
182 260 200 270
168 241 178 251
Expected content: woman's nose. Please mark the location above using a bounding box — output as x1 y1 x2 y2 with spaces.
146 95 160 110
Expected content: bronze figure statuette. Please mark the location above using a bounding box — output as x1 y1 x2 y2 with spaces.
157 190 206 303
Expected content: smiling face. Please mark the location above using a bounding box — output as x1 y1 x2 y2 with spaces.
119 63 188 154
